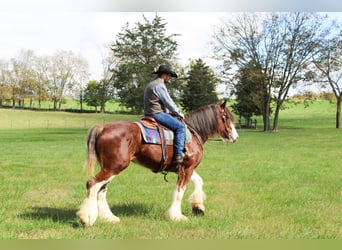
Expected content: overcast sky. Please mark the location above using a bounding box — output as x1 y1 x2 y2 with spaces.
1 0 342 81
0 11 225 80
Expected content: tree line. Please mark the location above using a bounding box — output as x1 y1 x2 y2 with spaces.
1 13 342 130
213 13 342 130
0 50 89 110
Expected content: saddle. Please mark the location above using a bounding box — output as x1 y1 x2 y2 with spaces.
135 116 191 145
135 116 191 173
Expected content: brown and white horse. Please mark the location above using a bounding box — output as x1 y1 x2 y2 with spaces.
77 101 238 227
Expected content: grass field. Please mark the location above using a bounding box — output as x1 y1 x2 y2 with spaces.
0 101 341 239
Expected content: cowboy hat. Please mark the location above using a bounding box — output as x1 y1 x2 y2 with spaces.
153 65 178 78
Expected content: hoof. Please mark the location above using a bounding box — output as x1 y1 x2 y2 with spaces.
78 216 92 228
192 206 205 216
168 211 189 221
105 216 121 224
171 215 188 221
76 211 96 228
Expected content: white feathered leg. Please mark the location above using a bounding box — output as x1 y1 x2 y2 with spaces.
97 178 121 224
167 184 188 221
77 176 115 227
189 171 206 215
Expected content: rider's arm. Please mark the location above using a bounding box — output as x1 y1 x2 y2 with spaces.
153 83 184 118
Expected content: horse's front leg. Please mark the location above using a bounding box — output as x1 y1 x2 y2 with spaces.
167 184 188 221
188 170 206 215
167 166 193 221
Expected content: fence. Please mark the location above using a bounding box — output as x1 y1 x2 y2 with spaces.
237 119 257 129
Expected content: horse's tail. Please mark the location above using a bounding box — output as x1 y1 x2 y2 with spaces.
83 124 104 176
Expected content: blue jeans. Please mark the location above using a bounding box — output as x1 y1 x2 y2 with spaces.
151 112 185 157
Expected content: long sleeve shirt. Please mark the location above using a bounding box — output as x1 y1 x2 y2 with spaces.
144 78 184 118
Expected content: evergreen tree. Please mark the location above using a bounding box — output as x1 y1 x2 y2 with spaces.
111 14 179 114
232 62 265 127
182 59 218 112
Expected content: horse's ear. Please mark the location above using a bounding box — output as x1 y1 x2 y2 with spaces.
221 99 227 108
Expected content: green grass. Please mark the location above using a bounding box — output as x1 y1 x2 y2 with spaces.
0 109 139 129
252 100 337 129
2 98 129 113
277 100 337 129
0 101 341 239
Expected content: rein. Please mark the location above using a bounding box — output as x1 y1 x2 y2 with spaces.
184 122 203 149
184 103 232 145
220 107 231 139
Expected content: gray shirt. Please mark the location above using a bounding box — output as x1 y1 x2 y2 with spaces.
144 78 184 117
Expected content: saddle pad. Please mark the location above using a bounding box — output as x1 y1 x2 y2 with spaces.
135 122 190 145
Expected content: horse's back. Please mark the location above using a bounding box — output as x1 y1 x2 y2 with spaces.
99 121 141 145
95 121 142 172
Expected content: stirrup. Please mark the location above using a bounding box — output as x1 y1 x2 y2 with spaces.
175 155 184 164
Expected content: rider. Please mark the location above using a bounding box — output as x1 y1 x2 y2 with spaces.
143 65 187 164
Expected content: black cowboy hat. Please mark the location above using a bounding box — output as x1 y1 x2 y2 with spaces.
153 65 178 78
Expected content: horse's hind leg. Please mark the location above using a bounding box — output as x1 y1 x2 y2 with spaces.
97 181 120 224
77 173 116 227
189 171 206 216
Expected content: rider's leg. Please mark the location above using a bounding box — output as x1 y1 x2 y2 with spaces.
152 112 185 161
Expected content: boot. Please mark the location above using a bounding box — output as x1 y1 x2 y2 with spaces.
183 151 195 160
175 155 184 164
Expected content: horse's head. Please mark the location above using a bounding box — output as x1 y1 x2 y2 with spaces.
215 100 239 143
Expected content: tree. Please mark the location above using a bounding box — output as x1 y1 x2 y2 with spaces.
33 55 50 108
84 80 101 112
95 48 116 113
0 61 12 107
213 12 331 131
45 50 89 110
182 59 218 111
232 62 265 127
71 56 89 111
268 13 330 131
111 14 179 113
312 29 342 128
0 61 11 106
213 13 272 131
4 50 37 108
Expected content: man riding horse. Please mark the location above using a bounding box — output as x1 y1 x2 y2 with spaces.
76 65 239 227
143 65 188 164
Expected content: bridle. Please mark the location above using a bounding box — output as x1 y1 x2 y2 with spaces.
219 105 234 141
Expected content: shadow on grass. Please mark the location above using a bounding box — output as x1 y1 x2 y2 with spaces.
19 202 151 227
19 206 80 227
111 202 151 217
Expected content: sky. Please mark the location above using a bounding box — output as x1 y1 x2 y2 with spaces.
1 0 342 81
0 12 223 80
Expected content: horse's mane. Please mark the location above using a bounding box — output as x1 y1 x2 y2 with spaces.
185 104 218 140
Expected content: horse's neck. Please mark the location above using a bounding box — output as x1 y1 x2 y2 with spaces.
186 124 204 147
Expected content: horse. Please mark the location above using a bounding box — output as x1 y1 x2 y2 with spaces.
76 101 239 227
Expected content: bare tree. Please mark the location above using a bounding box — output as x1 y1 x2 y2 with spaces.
70 56 89 111
46 50 89 110
213 12 331 131
213 13 275 131
0 61 12 106
98 47 115 113
33 55 51 108
3 50 36 108
312 29 342 128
